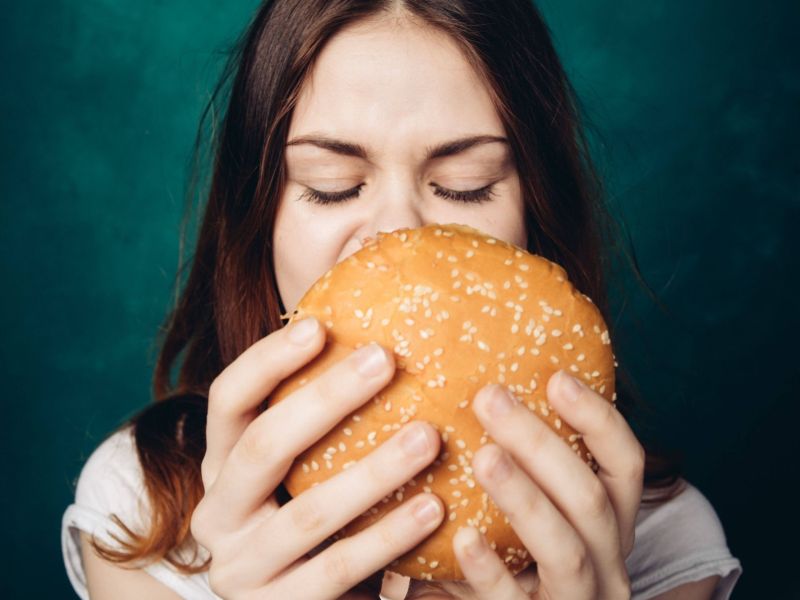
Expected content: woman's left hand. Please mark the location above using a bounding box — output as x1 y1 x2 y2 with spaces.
451 369 645 599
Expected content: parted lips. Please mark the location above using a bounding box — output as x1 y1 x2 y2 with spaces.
268 223 617 581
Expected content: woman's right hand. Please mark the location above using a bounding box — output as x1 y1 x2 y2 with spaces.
190 316 445 599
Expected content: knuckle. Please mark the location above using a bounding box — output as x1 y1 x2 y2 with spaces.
310 371 342 405
364 457 391 489
526 419 552 456
608 566 632 599
483 567 507 591
190 499 212 547
513 486 543 521
322 549 355 587
237 424 273 465
562 545 590 578
599 400 619 432
207 374 228 407
622 528 636 559
207 563 235 596
207 375 239 422
628 442 646 482
288 497 327 534
377 521 400 550
579 477 609 520
200 459 214 489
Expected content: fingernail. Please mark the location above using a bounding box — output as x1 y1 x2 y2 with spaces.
559 370 584 402
484 385 513 418
412 496 442 525
459 526 485 559
354 343 388 377
288 317 319 345
400 424 431 456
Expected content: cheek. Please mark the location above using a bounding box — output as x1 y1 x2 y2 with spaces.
272 194 358 311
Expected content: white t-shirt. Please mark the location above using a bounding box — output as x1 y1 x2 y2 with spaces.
62 428 742 600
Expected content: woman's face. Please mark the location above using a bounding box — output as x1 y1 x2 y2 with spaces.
274 14 526 314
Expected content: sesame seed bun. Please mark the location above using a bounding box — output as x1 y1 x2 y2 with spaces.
268 223 616 581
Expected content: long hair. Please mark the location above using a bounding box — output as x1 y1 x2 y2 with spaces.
92 0 682 573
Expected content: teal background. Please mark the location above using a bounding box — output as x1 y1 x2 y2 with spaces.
2 0 797 597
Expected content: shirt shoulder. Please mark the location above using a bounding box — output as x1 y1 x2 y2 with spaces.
62 427 219 600
73 426 149 531
627 479 742 599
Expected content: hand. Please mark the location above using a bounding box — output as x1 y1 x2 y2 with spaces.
190 317 446 599
449 370 644 599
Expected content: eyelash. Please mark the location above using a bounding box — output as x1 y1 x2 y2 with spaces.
300 183 497 205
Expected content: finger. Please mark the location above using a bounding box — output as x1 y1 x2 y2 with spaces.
467 443 597 600
246 422 441 583
547 369 645 556
473 384 626 590
203 316 326 487
453 526 528 599
266 493 445 600
206 341 396 526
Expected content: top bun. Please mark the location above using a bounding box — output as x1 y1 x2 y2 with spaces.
269 223 616 581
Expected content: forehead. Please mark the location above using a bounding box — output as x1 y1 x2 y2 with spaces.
289 16 505 148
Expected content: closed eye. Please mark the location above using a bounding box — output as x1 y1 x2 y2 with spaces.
300 183 497 205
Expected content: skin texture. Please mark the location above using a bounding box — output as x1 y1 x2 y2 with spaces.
273 13 525 315
81 10 719 600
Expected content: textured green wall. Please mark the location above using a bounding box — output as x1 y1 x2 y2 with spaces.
2 1 796 597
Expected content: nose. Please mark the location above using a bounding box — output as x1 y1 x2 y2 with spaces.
360 175 426 245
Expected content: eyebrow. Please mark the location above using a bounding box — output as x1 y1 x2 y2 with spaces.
285 134 509 162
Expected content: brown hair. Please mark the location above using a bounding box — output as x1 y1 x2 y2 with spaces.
92 0 682 574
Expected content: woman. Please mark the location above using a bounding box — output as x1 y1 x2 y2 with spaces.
61 1 742 598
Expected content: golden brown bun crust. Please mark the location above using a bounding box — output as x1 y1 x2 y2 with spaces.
268 223 616 581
